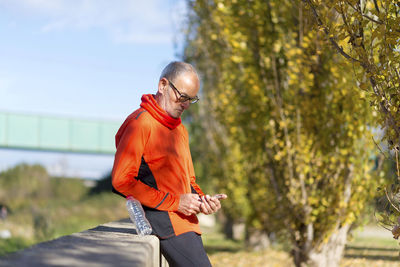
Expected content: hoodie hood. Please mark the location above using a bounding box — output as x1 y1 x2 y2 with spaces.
140 94 181 130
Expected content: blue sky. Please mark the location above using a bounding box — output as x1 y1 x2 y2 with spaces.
0 0 188 178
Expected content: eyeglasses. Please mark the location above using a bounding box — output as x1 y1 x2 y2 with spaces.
167 79 199 104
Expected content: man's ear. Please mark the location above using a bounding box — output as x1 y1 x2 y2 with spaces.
158 78 168 95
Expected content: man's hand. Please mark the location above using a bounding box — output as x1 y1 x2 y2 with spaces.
200 194 227 215
178 193 201 216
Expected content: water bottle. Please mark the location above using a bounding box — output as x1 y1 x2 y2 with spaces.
126 196 152 236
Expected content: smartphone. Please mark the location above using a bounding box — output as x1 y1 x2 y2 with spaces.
198 194 226 202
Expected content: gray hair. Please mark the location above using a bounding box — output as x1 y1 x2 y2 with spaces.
159 61 198 82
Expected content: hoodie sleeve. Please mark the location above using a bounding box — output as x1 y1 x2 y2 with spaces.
111 112 180 211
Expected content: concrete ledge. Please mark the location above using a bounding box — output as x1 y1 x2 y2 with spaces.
1 218 168 267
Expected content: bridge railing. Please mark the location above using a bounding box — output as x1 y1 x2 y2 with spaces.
0 111 120 154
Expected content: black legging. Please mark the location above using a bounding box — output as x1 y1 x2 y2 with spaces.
160 232 212 267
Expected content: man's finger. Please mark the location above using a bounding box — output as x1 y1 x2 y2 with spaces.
193 206 200 214
210 196 221 208
206 195 219 212
193 201 201 213
201 196 213 214
206 196 217 213
200 203 207 214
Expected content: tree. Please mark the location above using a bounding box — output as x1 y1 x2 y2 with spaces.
0 164 51 210
184 0 380 266
301 0 400 241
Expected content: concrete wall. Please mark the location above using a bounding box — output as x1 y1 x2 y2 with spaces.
0 219 168 267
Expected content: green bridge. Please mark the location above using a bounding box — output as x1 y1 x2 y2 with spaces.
0 111 121 155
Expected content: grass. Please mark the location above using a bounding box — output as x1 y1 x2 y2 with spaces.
202 225 400 267
342 235 400 267
0 238 34 257
202 228 293 267
202 230 243 255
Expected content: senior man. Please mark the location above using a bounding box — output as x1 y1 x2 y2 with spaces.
112 61 226 267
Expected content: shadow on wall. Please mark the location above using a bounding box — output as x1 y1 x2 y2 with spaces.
0 219 157 267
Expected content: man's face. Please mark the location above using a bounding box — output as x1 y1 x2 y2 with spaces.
159 72 200 118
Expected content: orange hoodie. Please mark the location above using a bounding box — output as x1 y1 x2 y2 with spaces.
112 94 204 238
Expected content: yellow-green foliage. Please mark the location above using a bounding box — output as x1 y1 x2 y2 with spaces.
0 164 52 209
303 0 400 149
185 0 381 260
302 0 400 239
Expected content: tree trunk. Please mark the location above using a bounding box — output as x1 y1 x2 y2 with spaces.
294 224 350 267
246 227 271 251
222 216 246 240
221 213 234 239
